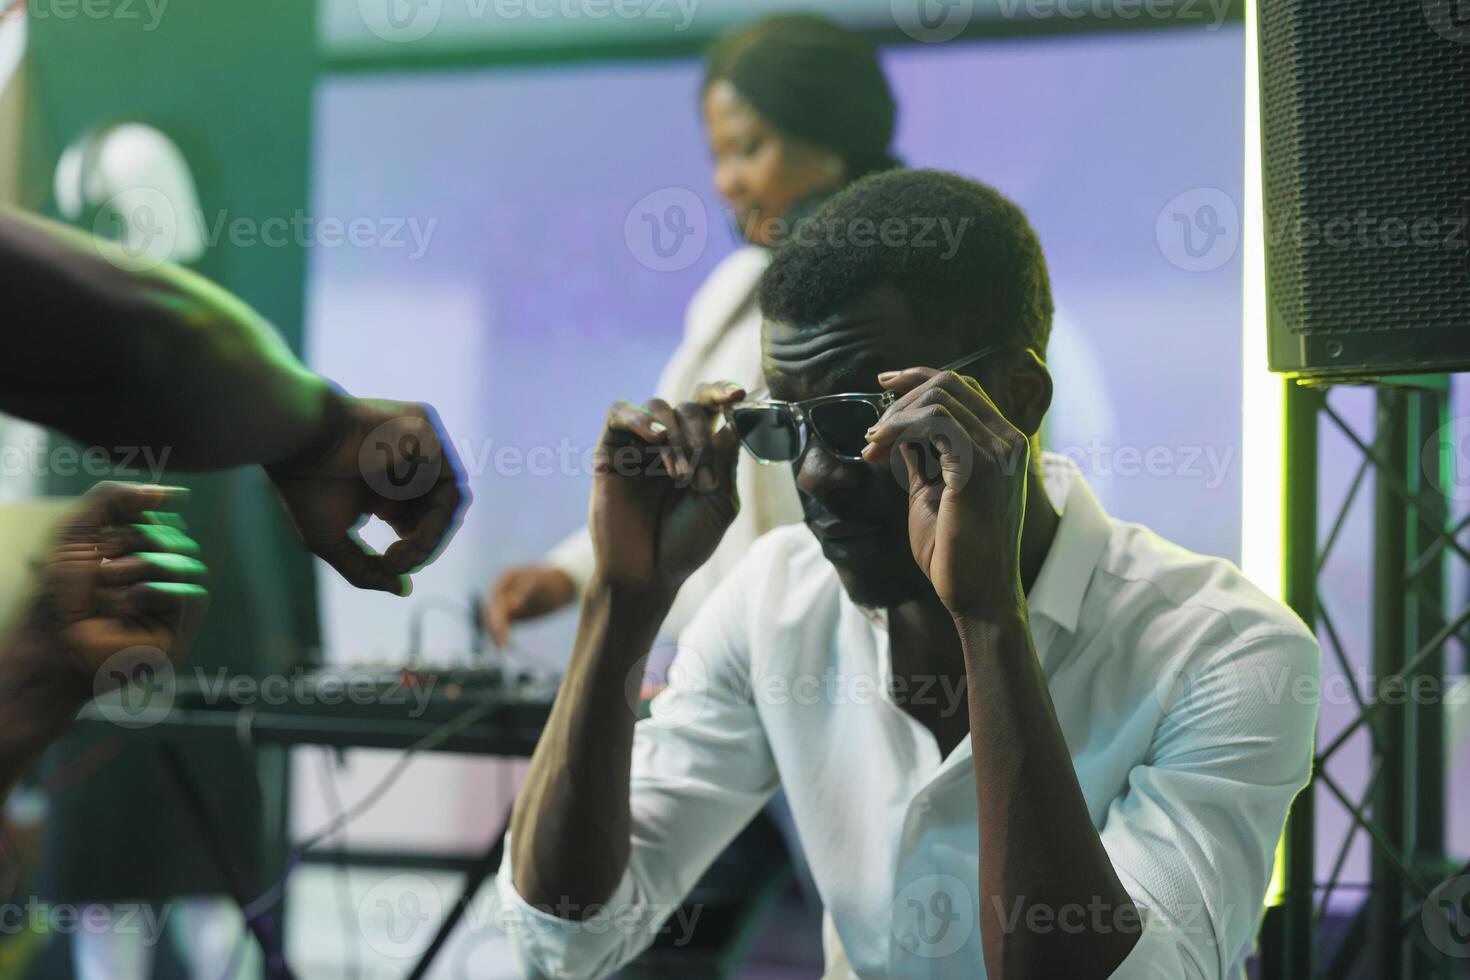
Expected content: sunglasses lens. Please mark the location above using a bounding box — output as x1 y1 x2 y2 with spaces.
731 406 801 462
810 400 880 459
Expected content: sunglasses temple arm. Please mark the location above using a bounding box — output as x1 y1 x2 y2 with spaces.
937 345 1004 375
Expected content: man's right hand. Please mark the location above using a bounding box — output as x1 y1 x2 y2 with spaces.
508 382 746 916
589 383 745 591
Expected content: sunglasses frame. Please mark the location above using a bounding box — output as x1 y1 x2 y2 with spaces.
724 344 1006 465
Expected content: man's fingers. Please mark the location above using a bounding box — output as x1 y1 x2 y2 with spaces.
876 365 940 395
647 399 694 482
604 399 697 484
380 480 468 574
864 404 957 485
312 533 410 596
414 402 467 487
878 367 1015 435
712 421 742 493
100 581 210 631
70 483 189 541
691 380 746 409
900 442 935 499
103 580 211 655
606 399 671 443
102 521 202 560
98 552 208 590
865 388 989 457
674 401 718 492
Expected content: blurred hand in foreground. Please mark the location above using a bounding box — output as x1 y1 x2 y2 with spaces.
0 483 208 785
269 396 471 597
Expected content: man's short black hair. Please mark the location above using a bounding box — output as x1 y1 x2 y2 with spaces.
758 169 1053 356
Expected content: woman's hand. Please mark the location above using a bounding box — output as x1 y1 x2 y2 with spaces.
482 565 577 647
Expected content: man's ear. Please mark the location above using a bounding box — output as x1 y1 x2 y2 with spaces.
1002 349 1052 438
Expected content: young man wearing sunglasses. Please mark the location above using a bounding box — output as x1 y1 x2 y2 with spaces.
496 169 1319 980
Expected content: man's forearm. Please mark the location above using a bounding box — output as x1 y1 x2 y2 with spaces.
958 611 1139 980
509 575 674 916
0 628 81 806
0 703 68 806
0 208 339 470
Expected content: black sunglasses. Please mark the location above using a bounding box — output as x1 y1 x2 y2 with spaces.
724 346 1004 465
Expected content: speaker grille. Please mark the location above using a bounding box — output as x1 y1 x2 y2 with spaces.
1261 0 1469 375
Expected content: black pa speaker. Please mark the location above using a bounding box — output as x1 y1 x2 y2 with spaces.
1259 0 1469 379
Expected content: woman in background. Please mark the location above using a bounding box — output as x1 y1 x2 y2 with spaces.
484 13 903 643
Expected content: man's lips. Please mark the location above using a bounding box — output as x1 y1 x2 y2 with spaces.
812 519 882 542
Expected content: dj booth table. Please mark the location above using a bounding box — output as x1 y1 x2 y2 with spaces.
69 670 558 980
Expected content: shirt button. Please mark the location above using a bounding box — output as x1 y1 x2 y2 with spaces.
915 796 932 814
900 928 919 951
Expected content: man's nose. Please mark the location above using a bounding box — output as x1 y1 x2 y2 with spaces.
795 442 868 500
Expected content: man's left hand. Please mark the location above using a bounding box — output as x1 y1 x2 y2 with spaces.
862 367 1029 620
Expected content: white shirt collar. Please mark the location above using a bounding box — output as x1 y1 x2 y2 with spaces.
854 451 1111 636
1027 451 1112 634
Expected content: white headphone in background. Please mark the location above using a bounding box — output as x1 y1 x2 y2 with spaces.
54 122 206 266
0 6 24 98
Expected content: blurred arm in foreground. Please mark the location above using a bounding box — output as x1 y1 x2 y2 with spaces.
0 206 470 595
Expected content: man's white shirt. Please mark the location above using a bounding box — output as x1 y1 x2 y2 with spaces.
496 452 1319 979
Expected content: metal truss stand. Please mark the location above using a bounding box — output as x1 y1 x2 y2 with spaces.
1261 378 1470 980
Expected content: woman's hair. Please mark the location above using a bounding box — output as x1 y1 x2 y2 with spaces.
703 14 902 180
